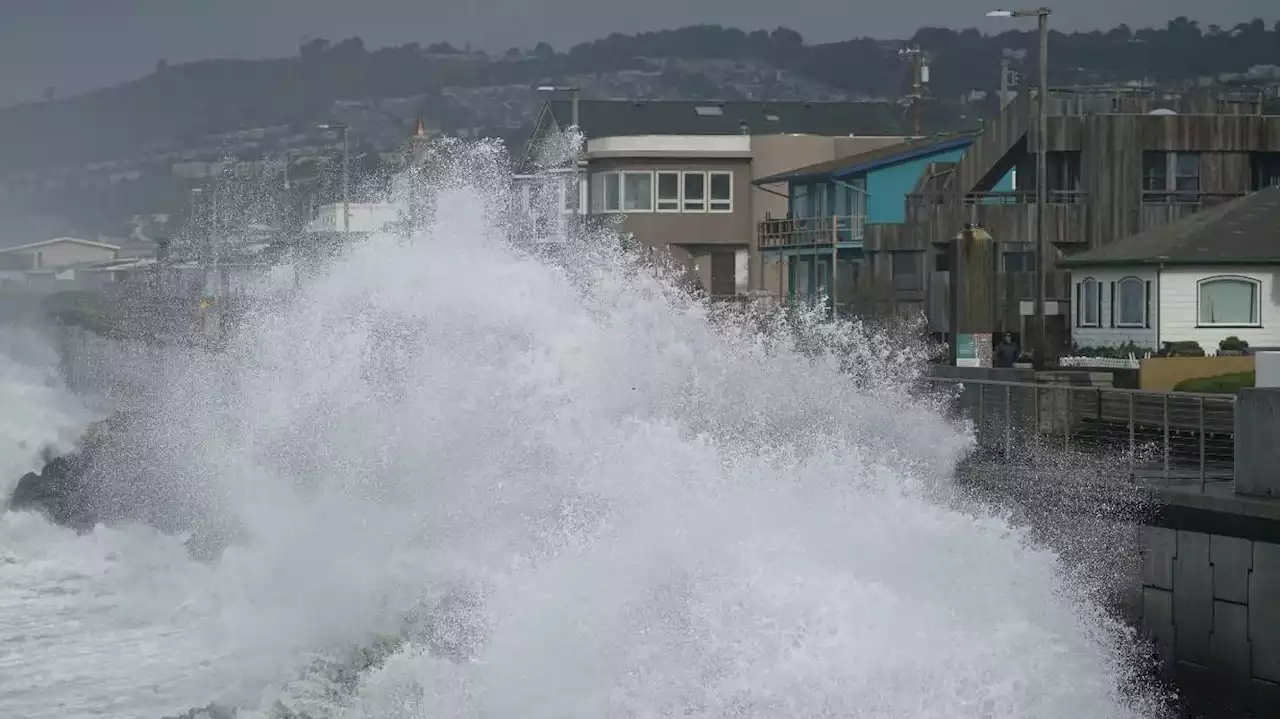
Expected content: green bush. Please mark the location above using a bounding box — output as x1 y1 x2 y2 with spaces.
1173 371 1256 394
1219 335 1249 353
1072 341 1149 358
1158 340 1206 357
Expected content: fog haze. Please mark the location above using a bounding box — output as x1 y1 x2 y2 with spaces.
1 0 1275 106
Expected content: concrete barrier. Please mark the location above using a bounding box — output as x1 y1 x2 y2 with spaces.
1140 355 1256 391
1235 387 1280 498
1258 352 1280 388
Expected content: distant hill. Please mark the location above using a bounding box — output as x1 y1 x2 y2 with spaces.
0 18 1276 238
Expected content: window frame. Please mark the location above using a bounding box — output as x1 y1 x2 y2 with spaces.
620 171 654 213
681 171 707 212
1196 275 1262 328
1141 151 1202 203
1078 277 1101 328
1115 276 1147 328
708 171 733 213
601 171 621 213
655 171 681 213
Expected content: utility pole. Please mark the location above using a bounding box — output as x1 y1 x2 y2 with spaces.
1000 58 1011 108
988 7 1052 370
318 123 351 239
900 47 926 136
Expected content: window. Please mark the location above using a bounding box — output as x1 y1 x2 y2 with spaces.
1116 276 1147 327
1174 153 1201 195
682 172 705 212
1142 151 1201 202
621 172 653 212
1077 277 1101 327
656 172 680 212
1004 251 1035 273
890 251 920 291
1141 152 1167 194
1198 276 1260 326
602 173 621 212
708 172 733 212
1252 152 1280 191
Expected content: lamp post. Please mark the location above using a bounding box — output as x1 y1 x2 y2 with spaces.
536 85 580 129
317 123 351 239
536 85 584 234
988 7 1051 370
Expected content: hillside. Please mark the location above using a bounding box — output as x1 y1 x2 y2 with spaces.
0 18 1277 240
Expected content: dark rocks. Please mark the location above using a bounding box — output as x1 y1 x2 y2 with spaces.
9 452 96 530
7 416 243 561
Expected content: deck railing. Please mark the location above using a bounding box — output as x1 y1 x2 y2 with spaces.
926 376 1236 492
757 215 865 250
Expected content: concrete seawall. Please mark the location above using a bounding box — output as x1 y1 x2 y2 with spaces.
1141 524 1280 708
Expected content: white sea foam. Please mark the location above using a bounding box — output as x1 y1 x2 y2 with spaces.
0 139 1164 718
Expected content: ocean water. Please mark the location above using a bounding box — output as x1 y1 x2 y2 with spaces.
0 140 1168 718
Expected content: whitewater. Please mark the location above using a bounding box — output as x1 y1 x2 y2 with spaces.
0 140 1166 718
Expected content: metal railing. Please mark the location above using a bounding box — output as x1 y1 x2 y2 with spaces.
907 190 1086 206
928 377 1236 492
757 215 865 249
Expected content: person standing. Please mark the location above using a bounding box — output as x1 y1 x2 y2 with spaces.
994 333 1020 368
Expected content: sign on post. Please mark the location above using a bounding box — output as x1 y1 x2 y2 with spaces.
956 333 993 368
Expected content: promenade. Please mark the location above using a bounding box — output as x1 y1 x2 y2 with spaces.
928 372 1280 706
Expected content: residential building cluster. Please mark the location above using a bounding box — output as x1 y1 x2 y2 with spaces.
513 89 1280 358
7 87 1280 364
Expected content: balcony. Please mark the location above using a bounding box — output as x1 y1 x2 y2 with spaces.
757 215 865 250
1140 192 1247 232
907 190 1086 209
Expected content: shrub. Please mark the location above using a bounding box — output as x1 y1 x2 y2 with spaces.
1173 371 1255 394
1219 336 1250 353
1158 340 1205 357
1071 341 1149 358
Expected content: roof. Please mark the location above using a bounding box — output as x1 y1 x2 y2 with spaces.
535 99 908 143
0 237 121 253
1060 187 1280 268
752 133 979 185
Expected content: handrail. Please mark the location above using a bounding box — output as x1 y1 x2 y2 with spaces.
907 190 1087 204
924 375 1233 401
925 374 1236 492
757 215 866 249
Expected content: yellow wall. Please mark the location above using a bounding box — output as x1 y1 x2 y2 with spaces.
1139 356 1256 391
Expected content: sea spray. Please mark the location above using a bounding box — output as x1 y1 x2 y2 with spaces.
3 138 1168 718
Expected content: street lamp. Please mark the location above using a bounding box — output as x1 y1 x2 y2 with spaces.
536 85 580 129
988 7 1051 370
317 123 350 239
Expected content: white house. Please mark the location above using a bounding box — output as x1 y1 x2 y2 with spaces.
1060 186 1280 353
0 237 122 293
0 237 121 269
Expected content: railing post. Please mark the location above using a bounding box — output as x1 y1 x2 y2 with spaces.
1162 393 1171 483
1198 396 1206 491
1063 386 1071 451
1004 384 1012 459
1127 393 1135 481
977 382 986 449
1033 380 1041 442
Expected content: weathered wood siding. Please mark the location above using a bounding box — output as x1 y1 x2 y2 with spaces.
886 92 1280 333
949 93 1032 195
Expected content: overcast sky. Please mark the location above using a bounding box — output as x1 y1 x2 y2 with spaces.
0 0 1275 106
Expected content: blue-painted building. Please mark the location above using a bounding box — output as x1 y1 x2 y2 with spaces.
753 133 1014 310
